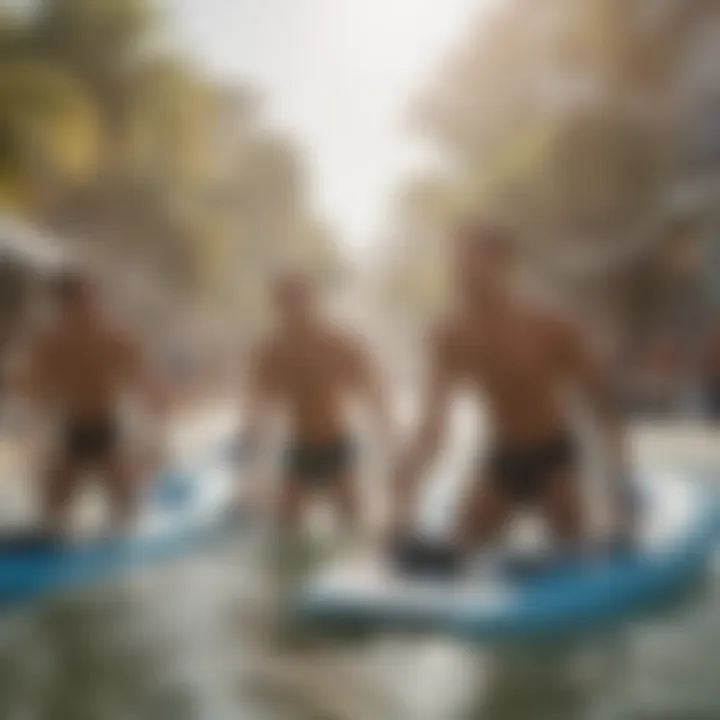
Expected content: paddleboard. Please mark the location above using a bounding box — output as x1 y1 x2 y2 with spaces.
0 439 240 607
296 468 719 641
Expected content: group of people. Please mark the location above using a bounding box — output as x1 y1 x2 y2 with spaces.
21 220 636 567
243 220 635 567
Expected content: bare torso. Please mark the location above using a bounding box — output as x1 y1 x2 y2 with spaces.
257 325 367 442
36 320 135 421
443 300 574 445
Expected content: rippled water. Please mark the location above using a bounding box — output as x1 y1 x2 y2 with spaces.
0 525 717 720
1 417 719 720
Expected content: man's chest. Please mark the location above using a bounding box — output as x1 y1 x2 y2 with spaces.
276 342 350 389
458 323 558 389
52 336 117 380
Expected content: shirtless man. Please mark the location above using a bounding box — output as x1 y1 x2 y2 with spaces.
244 272 389 530
28 271 167 533
393 223 634 562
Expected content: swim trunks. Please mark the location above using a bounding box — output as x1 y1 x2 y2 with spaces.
485 432 578 503
284 436 354 484
62 416 119 465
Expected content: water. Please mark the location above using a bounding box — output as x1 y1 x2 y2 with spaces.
0 524 717 720
0 418 719 719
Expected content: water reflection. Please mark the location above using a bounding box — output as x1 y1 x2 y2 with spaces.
0 528 717 719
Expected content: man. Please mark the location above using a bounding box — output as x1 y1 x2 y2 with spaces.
703 323 720 419
392 222 634 565
28 271 167 534
243 271 389 530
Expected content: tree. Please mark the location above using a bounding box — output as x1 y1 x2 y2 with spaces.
0 0 341 340
0 58 100 213
386 0 720 329
34 0 155 154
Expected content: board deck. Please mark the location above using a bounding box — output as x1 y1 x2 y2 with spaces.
297 469 719 641
0 438 240 606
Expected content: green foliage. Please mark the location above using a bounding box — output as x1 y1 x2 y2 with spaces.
0 58 100 212
0 0 338 331
387 0 705 317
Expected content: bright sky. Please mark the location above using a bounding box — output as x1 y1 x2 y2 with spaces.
171 0 495 258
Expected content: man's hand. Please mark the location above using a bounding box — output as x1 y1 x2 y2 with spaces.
559 315 635 546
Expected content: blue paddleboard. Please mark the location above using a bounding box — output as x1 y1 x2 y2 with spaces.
297 469 719 642
0 440 240 607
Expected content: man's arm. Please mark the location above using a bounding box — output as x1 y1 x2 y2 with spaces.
122 334 170 419
241 342 278 461
704 322 720 386
234 342 282 512
24 333 56 410
392 327 455 533
118 332 173 482
346 335 393 446
559 320 634 532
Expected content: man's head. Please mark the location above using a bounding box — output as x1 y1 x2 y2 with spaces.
271 270 318 327
452 220 518 303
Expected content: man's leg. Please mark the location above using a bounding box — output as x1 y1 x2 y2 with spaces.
324 436 360 530
42 455 80 534
106 452 139 533
389 475 514 577
540 472 585 547
277 479 309 530
328 474 360 529
457 475 515 553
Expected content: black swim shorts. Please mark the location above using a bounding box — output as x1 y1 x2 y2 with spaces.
284 436 355 484
62 416 120 465
485 432 578 503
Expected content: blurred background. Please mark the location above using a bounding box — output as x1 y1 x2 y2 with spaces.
3 0 720 416
1 1 720 719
